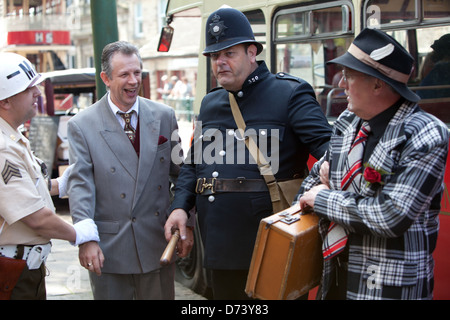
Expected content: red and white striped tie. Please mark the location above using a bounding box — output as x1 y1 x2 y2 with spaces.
322 121 370 261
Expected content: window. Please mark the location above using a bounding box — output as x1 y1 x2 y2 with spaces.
424 0 450 20
273 2 354 116
134 2 143 38
364 0 450 122
246 10 266 54
364 0 450 28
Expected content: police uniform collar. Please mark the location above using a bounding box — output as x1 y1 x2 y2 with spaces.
239 61 269 92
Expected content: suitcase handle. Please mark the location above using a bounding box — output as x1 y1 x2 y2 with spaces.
265 205 302 228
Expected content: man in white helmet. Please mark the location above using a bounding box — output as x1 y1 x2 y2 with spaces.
0 52 99 300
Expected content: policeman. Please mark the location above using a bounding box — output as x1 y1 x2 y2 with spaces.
165 7 332 299
0 52 99 300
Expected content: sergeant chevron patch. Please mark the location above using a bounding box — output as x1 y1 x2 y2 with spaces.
2 160 22 185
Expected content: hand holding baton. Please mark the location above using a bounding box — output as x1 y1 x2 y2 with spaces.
160 229 180 266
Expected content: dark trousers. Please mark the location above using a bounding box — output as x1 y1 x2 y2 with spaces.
10 264 46 300
325 257 348 300
209 269 252 300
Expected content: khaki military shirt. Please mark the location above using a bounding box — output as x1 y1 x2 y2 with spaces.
0 117 53 246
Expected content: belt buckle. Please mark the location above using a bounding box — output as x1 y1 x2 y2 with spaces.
196 178 206 193
196 178 216 194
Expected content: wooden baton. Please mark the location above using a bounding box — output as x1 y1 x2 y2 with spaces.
160 229 180 266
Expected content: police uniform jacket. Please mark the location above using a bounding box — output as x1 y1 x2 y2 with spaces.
171 61 331 270
297 101 449 299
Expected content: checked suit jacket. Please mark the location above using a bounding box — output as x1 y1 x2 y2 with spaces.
297 100 449 299
67 95 181 274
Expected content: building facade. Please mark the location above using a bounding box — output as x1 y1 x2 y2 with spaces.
0 0 200 102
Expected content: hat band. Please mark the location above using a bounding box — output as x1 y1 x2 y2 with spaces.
347 43 411 84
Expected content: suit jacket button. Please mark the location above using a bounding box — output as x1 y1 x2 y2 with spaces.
160 157 165 162
132 217 136 222
155 211 160 216
120 193 126 198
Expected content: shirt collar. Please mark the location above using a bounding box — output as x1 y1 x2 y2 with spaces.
0 116 27 144
367 98 404 139
107 92 139 115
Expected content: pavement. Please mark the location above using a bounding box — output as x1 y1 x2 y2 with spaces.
46 199 205 300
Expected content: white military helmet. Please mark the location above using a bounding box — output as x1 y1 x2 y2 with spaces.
0 52 42 100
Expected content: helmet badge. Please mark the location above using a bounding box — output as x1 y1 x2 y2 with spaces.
208 14 228 43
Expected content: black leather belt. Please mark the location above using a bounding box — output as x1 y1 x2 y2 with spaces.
195 178 268 195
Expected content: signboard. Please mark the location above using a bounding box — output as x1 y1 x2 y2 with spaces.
7 31 71 45
28 116 60 174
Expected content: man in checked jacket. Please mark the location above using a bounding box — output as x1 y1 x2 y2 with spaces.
298 28 449 300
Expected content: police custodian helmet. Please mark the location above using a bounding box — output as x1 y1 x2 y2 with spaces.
203 7 263 56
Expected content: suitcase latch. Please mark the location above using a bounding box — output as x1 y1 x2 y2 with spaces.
278 212 300 225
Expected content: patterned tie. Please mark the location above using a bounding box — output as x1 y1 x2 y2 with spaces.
118 111 136 143
322 121 370 261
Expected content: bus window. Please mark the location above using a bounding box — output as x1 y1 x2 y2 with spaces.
311 6 352 34
364 0 450 123
365 0 416 27
273 2 354 117
366 0 450 27
275 11 308 38
415 28 450 121
245 10 266 52
424 0 450 20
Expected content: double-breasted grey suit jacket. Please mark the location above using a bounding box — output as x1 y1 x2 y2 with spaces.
67 95 181 274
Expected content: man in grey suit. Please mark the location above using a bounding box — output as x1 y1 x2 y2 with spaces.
67 41 189 299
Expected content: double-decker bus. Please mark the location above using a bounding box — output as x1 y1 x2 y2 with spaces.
161 0 450 299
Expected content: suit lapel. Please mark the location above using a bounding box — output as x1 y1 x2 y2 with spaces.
133 99 160 207
359 102 413 195
332 113 360 189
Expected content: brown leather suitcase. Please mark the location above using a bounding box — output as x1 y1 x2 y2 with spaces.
246 205 323 300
